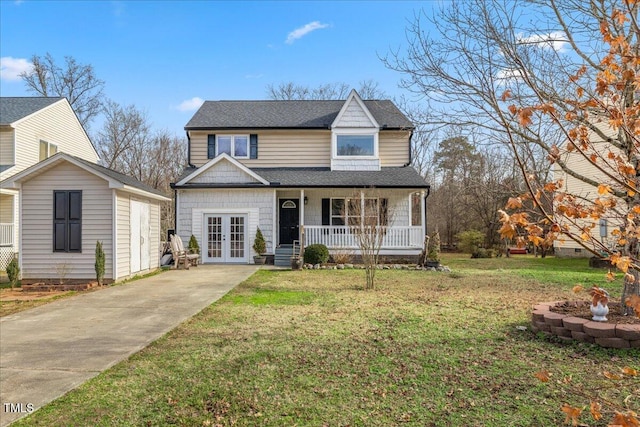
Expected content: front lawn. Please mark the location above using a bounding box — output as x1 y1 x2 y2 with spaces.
14 256 639 426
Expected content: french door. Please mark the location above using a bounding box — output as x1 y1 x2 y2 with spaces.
203 214 247 263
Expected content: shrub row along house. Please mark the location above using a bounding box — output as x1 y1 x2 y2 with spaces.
172 90 430 266
0 91 430 282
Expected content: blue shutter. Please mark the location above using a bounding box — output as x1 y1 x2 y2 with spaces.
207 134 216 159
250 134 258 159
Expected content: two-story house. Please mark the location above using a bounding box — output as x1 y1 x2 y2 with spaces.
0 97 99 268
172 90 430 265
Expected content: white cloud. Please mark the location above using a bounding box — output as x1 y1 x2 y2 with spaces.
518 31 568 52
175 97 204 112
286 21 329 44
0 57 32 81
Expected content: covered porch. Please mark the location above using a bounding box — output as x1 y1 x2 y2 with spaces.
274 188 426 257
0 190 17 269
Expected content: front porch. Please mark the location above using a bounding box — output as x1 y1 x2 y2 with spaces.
0 191 17 269
304 225 423 252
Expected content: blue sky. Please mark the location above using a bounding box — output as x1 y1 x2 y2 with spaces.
0 1 430 135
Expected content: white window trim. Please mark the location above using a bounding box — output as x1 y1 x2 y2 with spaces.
331 128 379 160
39 140 58 161
330 196 381 226
217 135 249 159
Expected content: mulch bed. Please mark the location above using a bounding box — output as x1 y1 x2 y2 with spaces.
550 301 640 325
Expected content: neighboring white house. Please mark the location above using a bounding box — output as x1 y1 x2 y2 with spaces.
2 153 170 283
172 90 430 266
0 97 99 268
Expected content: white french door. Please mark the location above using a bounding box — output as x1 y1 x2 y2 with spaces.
203 214 248 263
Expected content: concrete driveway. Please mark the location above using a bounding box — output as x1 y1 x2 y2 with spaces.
0 265 259 426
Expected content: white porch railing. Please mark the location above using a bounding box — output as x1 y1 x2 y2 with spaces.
305 226 423 249
0 223 14 247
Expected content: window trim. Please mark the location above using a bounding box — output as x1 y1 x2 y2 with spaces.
39 140 58 161
216 134 250 159
330 197 383 226
332 129 378 159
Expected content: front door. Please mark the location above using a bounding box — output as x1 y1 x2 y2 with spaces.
203 214 248 263
279 199 299 245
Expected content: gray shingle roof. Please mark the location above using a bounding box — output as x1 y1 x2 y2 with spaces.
0 97 64 125
70 155 170 198
185 100 413 130
174 166 429 189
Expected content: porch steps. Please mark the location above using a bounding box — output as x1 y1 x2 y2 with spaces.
274 244 300 267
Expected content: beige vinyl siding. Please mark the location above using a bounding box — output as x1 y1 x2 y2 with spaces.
379 131 411 167
0 128 15 170
9 100 97 181
115 191 131 279
21 162 113 280
189 129 411 169
190 130 331 168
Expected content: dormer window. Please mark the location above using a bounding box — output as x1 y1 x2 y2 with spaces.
336 135 375 156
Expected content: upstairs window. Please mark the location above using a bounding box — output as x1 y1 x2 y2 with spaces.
39 140 58 161
208 134 256 159
336 135 375 156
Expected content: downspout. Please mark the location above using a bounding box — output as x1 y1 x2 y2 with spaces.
186 131 195 168
424 186 431 237
407 128 414 166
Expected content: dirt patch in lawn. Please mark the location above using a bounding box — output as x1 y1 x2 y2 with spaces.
0 288 73 301
550 300 640 324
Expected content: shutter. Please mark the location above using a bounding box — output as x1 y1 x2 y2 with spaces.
53 191 68 251
250 134 258 159
68 191 82 252
380 198 389 226
207 134 216 159
322 198 330 225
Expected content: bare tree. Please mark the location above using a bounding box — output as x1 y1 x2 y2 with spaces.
266 80 387 100
20 53 105 129
95 100 186 236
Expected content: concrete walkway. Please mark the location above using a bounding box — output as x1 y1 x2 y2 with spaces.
0 265 259 426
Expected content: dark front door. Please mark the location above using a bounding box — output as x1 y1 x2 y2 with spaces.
279 199 299 245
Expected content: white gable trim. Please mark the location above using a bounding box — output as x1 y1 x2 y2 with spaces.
1 153 169 201
331 89 379 129
176 153 269 186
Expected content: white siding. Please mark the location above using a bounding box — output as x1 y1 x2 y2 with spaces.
333 99 377 128
115 192 131 279
21 162 113 281
177 188 275 257
302 189 411 227
191 158 260 184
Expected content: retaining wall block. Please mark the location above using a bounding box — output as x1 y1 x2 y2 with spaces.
562 317 590 332
571 330 595 343
594 337 631 349
615 324 640 341
551 326 572 338
583 321 617 338
543 312 567 327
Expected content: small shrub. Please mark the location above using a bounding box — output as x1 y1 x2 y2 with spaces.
331 248 353 264
253 228 266 255
471 248 493 258
95 241 105 285
427 231 441 262
457 230 485 254
304 244 329 265
6 257 20 289
188 235 200 254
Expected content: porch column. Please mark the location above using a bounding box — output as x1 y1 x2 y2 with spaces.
421 190 426 237
300 189 305 246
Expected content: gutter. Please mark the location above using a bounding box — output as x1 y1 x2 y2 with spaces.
424 186 431 236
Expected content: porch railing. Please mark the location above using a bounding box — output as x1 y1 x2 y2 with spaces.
304 225 423 249
0 223 14 247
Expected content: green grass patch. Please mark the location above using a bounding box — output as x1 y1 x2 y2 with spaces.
12 256 639 427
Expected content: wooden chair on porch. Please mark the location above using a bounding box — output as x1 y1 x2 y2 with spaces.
170 234 200 269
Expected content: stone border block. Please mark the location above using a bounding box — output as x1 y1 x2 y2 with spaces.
543 312 566 327
583 321 616 338
615 324 640 341
571 330 595 343
551 326 572 337
563 316 589 332
594 337 631 349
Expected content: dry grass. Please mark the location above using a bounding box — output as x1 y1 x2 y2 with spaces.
12 256 640 426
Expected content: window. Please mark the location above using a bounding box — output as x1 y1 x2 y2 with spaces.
53 190 82 252
208 135 250 159
336 135 374 156
330 197 387 226
39 140 57 161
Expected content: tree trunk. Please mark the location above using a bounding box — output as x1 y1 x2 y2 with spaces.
622 269 640 316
